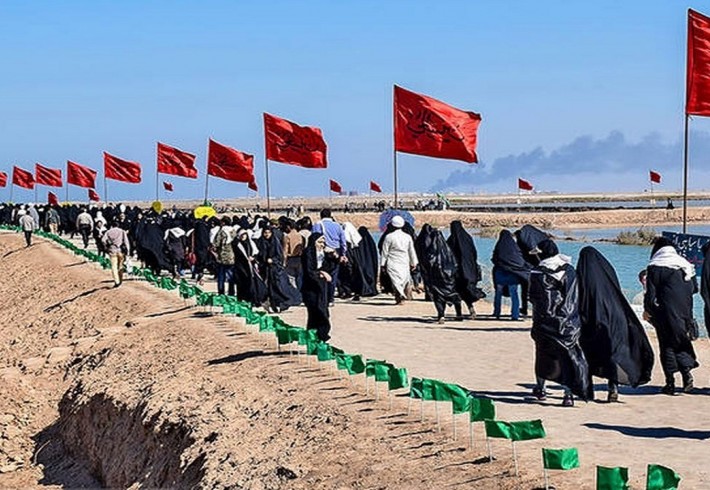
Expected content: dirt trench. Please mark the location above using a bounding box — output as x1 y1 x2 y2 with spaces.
0 232 534 489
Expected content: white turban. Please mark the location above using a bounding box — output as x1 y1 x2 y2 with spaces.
391 216 405 228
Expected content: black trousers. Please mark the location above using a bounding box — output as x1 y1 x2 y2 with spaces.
23 231 32 247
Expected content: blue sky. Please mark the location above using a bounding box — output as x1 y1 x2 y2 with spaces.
1 1 709 201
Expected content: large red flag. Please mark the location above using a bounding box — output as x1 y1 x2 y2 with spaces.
35 163 63 187
264 113 327 168
67 161 97 188
0 172 7 188
104 152 142 183
518 178 533 191
157 142 198 178
687 9 710 116
207 139 255 183
88 189 100 202
163 181 174 192
329 179 342 193
650 170 662 184
48 192 59 206
394 85 481 163
12 166 34 189
370 180 382 193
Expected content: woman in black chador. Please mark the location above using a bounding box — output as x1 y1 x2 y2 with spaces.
644 237 699 394
232 229 267 306
447 221 485 317
257 226 301 313
529 239 590 407
577 246 654 402
301 233 335 342
416 225 462 323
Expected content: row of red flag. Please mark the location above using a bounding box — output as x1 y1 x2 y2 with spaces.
516 170 662 192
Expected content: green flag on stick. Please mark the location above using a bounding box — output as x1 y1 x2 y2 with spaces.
365 359 393 381
485 420 514 439
470 398 495 422
542 448 579 470
646 464 681 490
335 353 366 374
388 367 408 390
597 466 629 490
485 420 546 441
431 381 472 413
410 377 424 398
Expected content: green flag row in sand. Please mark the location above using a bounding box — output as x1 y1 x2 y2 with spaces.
7 226 683 490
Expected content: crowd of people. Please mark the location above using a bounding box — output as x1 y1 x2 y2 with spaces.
1 201 706 408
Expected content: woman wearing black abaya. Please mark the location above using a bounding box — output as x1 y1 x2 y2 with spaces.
515 224 549 316
301 233 334 342
700 241 710 337
257 226 301 312
529 239 590 406
232 229 267 306
644 238 699 394
188 218 213 284
577 246 654 402
492 230 531 320
418 227 462 323
447 221 485 317
357 226 379 297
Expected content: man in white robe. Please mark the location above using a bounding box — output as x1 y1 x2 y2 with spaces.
380 216 418 304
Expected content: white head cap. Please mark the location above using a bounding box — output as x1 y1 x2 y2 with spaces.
391 215 405 228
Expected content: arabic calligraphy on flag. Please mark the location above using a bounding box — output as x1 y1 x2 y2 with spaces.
264 113 327 168
394 85 481 163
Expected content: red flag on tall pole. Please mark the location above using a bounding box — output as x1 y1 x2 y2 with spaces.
157 142 198 178
518 178 533 191
370 180 382 193
67 161 97 188
687 9 710 116
264 113 328 168
329 179 342 193
12 166 35 189
104 152 142 183
48 191 59 206
207 139 255 183
394 85 481 163
0 172 7 188
35 163 63 187
650 170 662 184
88 189 100 202
163 181 174 192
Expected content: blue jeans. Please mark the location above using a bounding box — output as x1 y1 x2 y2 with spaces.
217 264 235 296
493 269 520 320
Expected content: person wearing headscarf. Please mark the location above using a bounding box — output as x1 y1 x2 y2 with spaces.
257 225 301 312
212 216 236 296
492 230 531 321
644 237 699 394
301 232 335 342
232 228 267 306
514 224 549 316
418 226 463 323
447 221 485 317
338 222 364 299
164 226 187 279
379 216 418 304
187 217 213 285
577 246 654 402
529 239 590 406
356 226 379 298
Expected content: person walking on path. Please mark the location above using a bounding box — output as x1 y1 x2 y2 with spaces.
46 206 61 235
212 216 236 296
102 220 131 287
380 215 418 305
312 209 347 305
76 208 94 249
282 219 304 289
18 210 37 247
301 233 334 342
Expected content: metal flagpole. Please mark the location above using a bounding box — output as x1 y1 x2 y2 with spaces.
683 114 690 233
265 157 271 218
104 176 108 204
9 183 13 203
203 175 210 205
34 185 38 203
544 467 550 490
155 165 159 202
393 149 399 209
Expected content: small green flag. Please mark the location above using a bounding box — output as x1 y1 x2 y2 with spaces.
470 398 495 422
297 328 319 346
597 466 629 490
335 353 366 374
646 464 681 490
387 367 408 390
410 377 424 399
431 381 471 413
542 448 579 471
316 343 335 361
485 420 514 439
510 419 545 441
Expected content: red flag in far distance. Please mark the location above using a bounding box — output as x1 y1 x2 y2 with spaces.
248 179 258 192
12 166 34 189
163 181 174 192
329 179 342 193
370 180 382 193
518 178 533 191
207 139 255 183
88 189 100 202
394 85 481 163
67 161 97 188
264 113 328 168
157 142 198 178
687 9 710 116
48 192 58 206
35 163 63 187
650 170 662 184
104 152 142 183
0 172 7 187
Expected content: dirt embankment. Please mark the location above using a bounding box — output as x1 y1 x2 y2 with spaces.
0 232 535 489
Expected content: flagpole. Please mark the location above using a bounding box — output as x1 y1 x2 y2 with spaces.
66 183 69 203
393 150 399 209
265 157 272 218
10 184 13 203
155 165 159 202
683 114 690 233
34 184 38 204
104 177 108 204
